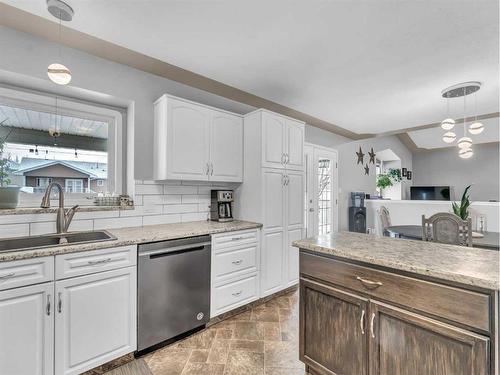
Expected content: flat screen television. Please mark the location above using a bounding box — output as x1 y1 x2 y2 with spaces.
410 186 451 201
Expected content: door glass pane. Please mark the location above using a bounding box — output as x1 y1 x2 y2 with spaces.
318 158 332 235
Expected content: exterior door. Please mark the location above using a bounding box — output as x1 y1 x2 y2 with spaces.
262 112 286 169
210 111 243 182
369 301 489 375
300 278 368 375
167 98 210 180
286 119 305 170
261 230 284 296
55 267 136 375
0 283 54 375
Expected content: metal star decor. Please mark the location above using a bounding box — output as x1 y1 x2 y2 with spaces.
368 148 376 164
356 147 365 164
364 164 370 175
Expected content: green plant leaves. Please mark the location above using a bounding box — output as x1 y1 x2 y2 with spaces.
452 185 472 220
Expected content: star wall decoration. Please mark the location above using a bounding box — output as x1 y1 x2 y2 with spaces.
368 148 376 164
356 147 365 164
364 164 370 175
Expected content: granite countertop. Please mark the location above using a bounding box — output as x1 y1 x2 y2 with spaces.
293 231 500 290
0 220 262 262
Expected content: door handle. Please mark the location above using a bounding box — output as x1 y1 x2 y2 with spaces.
57 292 62 313
370 312 376 339
360 309 365 335
309 208 314 212
46 294 51 316
356 276 383 289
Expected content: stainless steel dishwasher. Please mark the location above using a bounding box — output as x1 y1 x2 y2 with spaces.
137 235 211 353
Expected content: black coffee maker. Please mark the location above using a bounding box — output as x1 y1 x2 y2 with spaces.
210 190 234 222
349 192 366 233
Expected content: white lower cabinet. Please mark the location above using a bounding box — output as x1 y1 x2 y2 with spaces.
0 282 54 375
286 228 302 286
55 267 137 375
261 230 284 295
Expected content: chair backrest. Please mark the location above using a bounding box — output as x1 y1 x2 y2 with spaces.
378 206 392 234
422 213 472 247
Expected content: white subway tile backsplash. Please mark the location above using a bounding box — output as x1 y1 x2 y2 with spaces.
0 224 29 238
164 185 198 195
0 213 56 225
181 213 208 222
143 214 181 226
143 195 181 206
120 205 163 217
69 220 94 232
164 204 199 214
135 184 164 195
30 222 56 236
94 216 143 230
75 210 119 220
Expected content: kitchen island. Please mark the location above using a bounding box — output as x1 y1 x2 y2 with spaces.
293 231 499 375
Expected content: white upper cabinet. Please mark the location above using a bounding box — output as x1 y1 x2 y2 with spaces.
262 112 286 169
154 95 243 182
210 111 243 182
286 119 305 170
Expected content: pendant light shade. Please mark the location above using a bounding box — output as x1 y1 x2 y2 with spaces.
442 131 456 143
457 136 473 149
468 122 484 135
47 63 72 85
459 147 473 159
440 118 455 130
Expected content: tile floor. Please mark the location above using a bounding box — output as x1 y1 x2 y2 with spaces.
105 288 306 375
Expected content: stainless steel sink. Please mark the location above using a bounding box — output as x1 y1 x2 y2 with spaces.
0 230 116 253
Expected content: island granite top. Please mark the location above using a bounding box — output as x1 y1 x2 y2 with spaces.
0 220 262 262
293 231 499 291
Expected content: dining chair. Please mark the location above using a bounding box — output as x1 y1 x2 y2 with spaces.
378 206 392 236
422 213 472 247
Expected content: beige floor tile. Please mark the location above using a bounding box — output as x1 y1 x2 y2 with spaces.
181 363 225 375
189 349 209 363
229 339 265 352
147 348 192 375
232 321 264 340
251 307 280 322
264 341 303 369
224 351 264 374
264 367 307 375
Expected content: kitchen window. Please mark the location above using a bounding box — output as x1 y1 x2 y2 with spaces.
65 179 84 193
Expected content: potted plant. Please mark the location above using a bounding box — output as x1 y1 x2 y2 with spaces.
0 125 20 209
452 185 471 220
376 173 393 196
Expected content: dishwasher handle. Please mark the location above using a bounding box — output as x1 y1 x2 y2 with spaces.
139 241 211 258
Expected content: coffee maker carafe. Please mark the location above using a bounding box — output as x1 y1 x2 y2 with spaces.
210 190 234 222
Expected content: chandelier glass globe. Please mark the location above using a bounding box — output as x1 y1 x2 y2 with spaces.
440 118 455 130
459 147 473 159
468 122 484 135
457 136 472 149
442 131 456 143
47 63 72 85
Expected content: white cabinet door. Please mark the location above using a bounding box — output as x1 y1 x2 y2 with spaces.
0 283 54 375
166 98 210 180
55 267 136 375
286 228 302 286
261 230 284 296
262 112 286 169
286 171 305 229
263 169 285 231
286 120 305 170
210 111 243 182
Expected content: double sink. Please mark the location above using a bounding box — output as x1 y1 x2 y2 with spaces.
0 230 116 254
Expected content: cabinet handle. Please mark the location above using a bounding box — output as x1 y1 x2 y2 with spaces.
206 162 210 175
46 294 51 316
370 313 376 339
0 272 15 280
87 258 112 266
232 259 243 265
231 236 244 241
57 292 62 313
285 153 289 164
360 309 365 335
232 291 242 297
210 163 214 176
356 276 383 289
285 175 289 186
281 153 286 165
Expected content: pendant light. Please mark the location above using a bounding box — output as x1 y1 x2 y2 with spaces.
459 147 474 159
46 0 74 85
442 131 456 143
468 91 484 135
441 92 455 130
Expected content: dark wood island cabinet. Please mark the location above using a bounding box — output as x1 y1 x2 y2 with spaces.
294 232 499 375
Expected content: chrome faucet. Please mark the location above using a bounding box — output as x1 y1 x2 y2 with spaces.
40 182 79 234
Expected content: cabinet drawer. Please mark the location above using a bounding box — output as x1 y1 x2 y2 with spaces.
212 229 258 249
0 256 54 291
300 252 491 332
213 244 258 283
211 274 258 317
56 246 137 280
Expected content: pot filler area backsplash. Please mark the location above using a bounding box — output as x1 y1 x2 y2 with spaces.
0 180 237 239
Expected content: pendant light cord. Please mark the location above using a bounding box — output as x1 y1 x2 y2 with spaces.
463 87 466 136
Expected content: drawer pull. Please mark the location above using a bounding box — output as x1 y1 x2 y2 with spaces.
87 258 112 266
360 309 365 335
232 290 242 297
370 312 376 339
57 292 62 313
46 294 51 316
0 272 15 280
232 260 243 265
231 237 244 241
356 276 383 289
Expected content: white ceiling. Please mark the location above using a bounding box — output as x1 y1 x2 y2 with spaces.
408 117 499 149
0 104 108 139
3 0 499 135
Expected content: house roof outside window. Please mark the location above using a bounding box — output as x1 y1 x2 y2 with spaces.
13 157 107 179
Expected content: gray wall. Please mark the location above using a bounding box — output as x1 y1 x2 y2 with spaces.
337 135 413 230
305 124 352 147
413 143 499 201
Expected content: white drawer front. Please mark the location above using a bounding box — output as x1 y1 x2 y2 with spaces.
211 274 258 317
0 256 54 291
213 245 258 283
212 229 258 249
56 246 137 280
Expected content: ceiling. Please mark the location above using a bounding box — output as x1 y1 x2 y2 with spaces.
0 104 108 139
1 0 499 136
408 117 499 150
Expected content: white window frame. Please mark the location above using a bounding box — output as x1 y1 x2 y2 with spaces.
0 86 132 206
65 179 84 193
96 179 104 187
36 177 52 187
